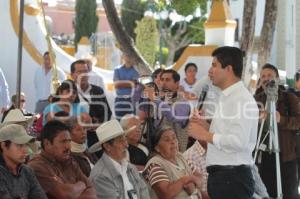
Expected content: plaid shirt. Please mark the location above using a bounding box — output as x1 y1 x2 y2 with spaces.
183 141 208 192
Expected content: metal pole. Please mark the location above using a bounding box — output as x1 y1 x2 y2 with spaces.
16 0 25 109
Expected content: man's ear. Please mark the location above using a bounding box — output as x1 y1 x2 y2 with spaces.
226 65 232 72
175 81 180 89
102 143 111 152
154 146 160 153
43 139 51 149
0 142 5 151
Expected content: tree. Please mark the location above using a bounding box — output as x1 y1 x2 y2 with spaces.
240 0 257 85
102 0 151 75
257 0 278 71
74 0 99 47
161 0 207 65
161 21 193 66
135 17 159 67
121 0 146 39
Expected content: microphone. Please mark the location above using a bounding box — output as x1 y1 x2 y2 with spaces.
197 84 209 110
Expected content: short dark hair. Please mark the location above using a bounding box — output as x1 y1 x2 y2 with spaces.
43 51 49 57
161 69 180 82
52 80 79 103
295 71 300 82
41 120 70 149
11 92 25 104
0 140 12 153
262 63 279 78
184 63 198 72
212 46 244 78
70 59 87 74
152 68 164 80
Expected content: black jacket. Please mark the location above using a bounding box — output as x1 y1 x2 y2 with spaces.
77 84 112 123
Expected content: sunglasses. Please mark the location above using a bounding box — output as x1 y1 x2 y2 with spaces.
20 99 26 102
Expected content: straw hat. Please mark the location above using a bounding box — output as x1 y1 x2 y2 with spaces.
0 109 34 128
88 119 135 153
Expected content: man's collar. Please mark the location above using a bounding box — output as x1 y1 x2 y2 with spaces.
0 154 23 176
102 152 130 178
222 81 243 96
77 83 91 93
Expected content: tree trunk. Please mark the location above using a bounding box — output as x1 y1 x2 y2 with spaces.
257 0 278 71
166 45 176 66
102 0 152 75
240 0 257 86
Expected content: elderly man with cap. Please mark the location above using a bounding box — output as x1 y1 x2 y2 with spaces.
0 124 47 199
89 119 150 199
120 114 149 171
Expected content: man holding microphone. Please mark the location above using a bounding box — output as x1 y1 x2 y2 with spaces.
188 46 259 199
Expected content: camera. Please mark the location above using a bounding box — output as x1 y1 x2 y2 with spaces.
264 79 279 100
137 76 155 87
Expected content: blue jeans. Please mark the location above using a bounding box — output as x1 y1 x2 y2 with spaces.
114 97 134 120
207 165 254 199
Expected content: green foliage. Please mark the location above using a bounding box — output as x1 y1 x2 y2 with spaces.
155 46 169 65
186 16 207 44
135 17 159 67
74 0 99 46
170 0 206 16
121 0 147 39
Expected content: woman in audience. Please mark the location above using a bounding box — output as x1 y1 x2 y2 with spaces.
42 80 91 125
180 63 198 93
143 126 202 199
179 63 198 106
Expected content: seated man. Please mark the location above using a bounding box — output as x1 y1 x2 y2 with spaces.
0 124 47 199
28 120 96 199
89 119 150 199
2 92 33 122
120 114 149 171
65 117 98 177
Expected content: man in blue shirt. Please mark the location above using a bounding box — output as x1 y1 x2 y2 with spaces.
113 53 139 119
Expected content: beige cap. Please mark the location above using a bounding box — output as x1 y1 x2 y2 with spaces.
0 109 34 128
0 124 35 144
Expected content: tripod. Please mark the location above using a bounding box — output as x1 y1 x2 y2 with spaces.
254 81 283 199
141 109 155 151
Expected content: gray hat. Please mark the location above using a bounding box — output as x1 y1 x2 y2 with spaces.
0 124 35 144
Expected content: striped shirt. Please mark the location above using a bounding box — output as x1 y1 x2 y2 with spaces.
143 163 169 186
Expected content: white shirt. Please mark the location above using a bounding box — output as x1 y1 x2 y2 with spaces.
206 81 259 166
192 76 221 118
34 66 66 101
109 157 137 199
0 68 10 109
180 78 196 93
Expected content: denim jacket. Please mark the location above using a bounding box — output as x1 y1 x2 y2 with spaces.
89 152 150 199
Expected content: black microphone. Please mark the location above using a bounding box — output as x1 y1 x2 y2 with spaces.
197 84 209 110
